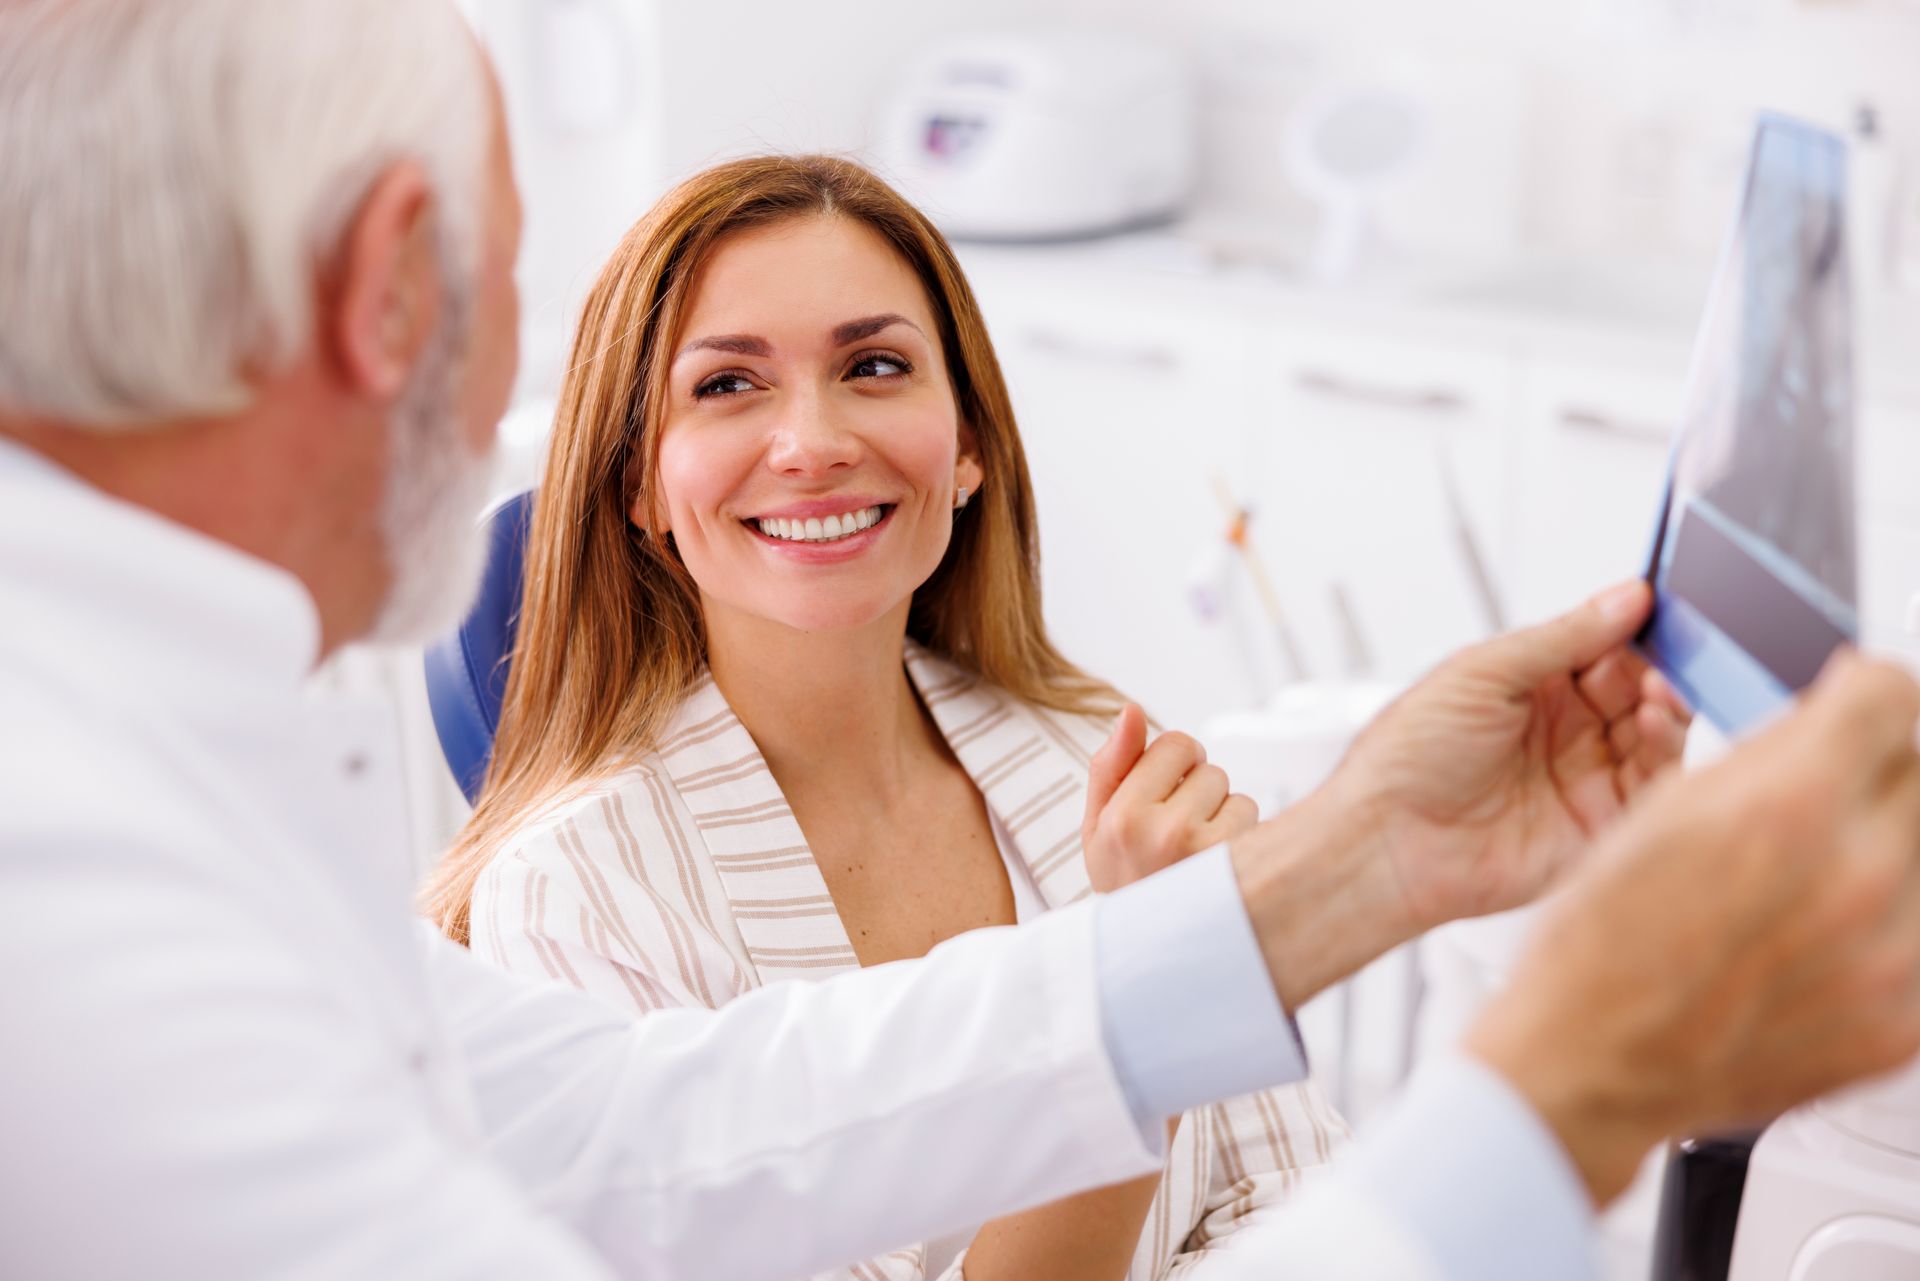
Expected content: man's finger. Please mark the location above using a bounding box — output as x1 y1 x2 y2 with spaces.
1607 711 1642 763
1624 702 1688 788
1643 667 1693 726
1576 649 1651 723
1473 580 1651 695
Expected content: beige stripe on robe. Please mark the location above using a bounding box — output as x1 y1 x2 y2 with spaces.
471 641 1351 1280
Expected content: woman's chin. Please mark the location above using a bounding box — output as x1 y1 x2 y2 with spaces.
741 593 909 638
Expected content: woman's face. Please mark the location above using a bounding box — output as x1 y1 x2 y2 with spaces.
648 215 983 637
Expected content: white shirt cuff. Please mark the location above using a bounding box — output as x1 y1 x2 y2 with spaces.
1346 1054 1600 1281
1092 844 1308 1128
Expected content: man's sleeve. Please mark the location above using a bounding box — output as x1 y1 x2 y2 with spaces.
1179 1056 1601 1281
429 898 1165 1280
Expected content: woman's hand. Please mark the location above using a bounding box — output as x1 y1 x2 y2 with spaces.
1082 705 1258 893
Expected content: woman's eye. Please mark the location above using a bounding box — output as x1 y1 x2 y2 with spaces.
847 352 912 381
693 372 755 400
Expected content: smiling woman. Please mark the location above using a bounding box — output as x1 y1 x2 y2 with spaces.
422 155 1345 1281
652 217 983 635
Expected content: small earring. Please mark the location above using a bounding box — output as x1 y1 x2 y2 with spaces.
954 486 971 511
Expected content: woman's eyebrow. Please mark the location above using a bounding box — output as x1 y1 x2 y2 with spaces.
675 333 772 360
832 313 924 345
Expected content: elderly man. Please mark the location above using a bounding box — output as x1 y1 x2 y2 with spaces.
2 2 1917 1279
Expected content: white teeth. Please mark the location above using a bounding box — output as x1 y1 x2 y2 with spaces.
754 506 885 543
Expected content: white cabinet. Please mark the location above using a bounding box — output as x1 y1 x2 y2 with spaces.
1244 325 1518 683
983 286 1265 732
1507 353 1684 625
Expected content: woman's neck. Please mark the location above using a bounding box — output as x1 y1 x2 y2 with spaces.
703 601 938 805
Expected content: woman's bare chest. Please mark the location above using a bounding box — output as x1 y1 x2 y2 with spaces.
792 767 1017 967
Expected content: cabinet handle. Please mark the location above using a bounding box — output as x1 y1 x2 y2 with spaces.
1023 328 1178 371
1293 369 1468 415
1557 406 1670 444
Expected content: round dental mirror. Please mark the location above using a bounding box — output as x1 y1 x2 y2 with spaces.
1283 84 1427 284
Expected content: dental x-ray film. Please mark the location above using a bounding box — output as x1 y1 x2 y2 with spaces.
1637 114 1858 734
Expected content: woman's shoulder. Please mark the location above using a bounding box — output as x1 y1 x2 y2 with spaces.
494 677 734 865
491 757 679 867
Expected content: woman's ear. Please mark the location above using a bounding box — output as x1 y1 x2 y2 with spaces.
629 488 670 536
956 422 986 508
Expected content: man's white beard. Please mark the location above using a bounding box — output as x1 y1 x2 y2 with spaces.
363 306 497 647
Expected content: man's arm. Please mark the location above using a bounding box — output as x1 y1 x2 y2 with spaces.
432 897 1172 1280
1196 652 1920 1280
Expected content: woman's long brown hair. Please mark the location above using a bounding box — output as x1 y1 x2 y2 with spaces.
423 154 1118 943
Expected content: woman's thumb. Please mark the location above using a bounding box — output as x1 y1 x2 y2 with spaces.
1085 704 1149 824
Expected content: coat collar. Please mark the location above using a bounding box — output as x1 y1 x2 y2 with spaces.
652 642 1102 984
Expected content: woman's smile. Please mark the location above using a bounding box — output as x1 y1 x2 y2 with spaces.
748 502 891 543
742 501 897 562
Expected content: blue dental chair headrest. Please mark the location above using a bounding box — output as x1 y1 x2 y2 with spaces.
424 490 534 804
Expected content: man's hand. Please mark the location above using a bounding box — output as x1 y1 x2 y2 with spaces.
1082 705 1258 893
1467 653 1920 1206
1229 581 1690 1009
1338 579 1690 930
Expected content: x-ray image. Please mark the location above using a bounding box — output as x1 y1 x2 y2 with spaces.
1664 120 1857 632
1641 116 1858 733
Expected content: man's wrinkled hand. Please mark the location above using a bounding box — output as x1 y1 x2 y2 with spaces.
1331 579 1692 932
1467 652 1920 1206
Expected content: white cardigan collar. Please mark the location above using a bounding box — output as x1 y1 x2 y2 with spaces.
648 641 1107 984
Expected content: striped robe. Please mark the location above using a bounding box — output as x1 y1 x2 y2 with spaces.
469 642 1351 1279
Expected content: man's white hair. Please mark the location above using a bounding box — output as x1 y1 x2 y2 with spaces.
0 0 488 427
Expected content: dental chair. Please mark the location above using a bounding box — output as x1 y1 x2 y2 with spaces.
423 490 534 803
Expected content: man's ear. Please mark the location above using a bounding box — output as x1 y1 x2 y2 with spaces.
326 160 440 402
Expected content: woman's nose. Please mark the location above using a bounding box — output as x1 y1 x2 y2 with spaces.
765 387 860 476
